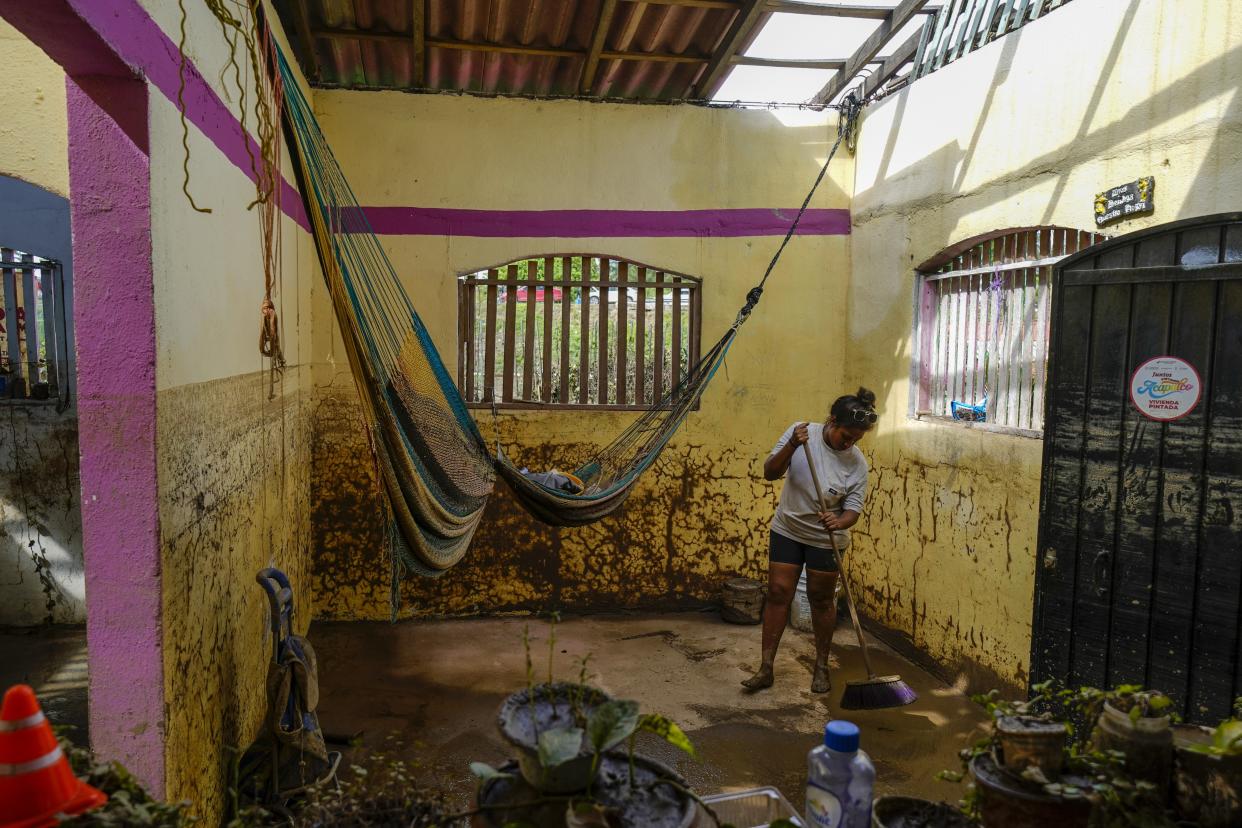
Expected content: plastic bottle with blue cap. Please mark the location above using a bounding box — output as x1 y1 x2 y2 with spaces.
805 720 874 827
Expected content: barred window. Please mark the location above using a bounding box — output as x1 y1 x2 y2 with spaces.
909 0 1078 86
1 248 69 405
915 228 1105 433
458 255 701 410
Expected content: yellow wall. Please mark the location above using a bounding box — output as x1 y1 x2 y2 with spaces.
307 92 853 619
10 0 1237 812
2 3 317 815
138 0 319 818
846 0 1242 691
0 18 67 197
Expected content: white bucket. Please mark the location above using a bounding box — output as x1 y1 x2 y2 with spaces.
788 573 843 632
788 571 812 632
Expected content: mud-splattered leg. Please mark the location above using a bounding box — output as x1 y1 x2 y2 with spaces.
742 562 801 691
807 568 840 694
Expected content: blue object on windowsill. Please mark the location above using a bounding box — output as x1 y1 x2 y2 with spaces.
951 398 988 422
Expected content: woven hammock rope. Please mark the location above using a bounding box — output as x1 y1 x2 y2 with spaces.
275 48 855 582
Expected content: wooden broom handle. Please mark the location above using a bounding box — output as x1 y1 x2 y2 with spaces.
801 440 876 678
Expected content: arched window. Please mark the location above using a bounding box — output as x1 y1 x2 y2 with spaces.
458 255 701 410
914 227 1105 433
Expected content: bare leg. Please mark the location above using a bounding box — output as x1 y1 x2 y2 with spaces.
742 562 801 691
807 568 840 694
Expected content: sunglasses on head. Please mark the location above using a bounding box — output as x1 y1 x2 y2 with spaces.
848 408 878 425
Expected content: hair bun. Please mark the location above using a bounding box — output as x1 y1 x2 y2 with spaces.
856 386 876 407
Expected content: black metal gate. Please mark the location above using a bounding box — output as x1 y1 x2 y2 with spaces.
1032 213 1242 723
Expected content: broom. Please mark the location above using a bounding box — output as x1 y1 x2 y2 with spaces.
801 442 917 710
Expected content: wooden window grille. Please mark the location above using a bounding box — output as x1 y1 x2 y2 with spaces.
458 255 702 410
0 248 69 406
916 228 1105 432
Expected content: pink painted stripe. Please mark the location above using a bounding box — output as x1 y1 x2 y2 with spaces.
63 0 851 239
362 207 850 237
66 0 308 229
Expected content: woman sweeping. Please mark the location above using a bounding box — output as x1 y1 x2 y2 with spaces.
742 387 877 694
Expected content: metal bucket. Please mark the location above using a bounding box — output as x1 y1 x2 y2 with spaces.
721 577 764 625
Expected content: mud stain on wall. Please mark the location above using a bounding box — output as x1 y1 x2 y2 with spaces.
847 446 1037 694
0 404 83 625
311 385 782 620
157 368 313 818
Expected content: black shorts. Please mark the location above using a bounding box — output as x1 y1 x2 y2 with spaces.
769 530 838 573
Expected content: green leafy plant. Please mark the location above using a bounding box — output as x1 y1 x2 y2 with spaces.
57 725 456 827
983 681 1177 750
288 747 451 827
1089 684 1176 724
568 653 594 724
934 737 988 820
469 761 514 782
56 731 196 827
1185 711 1242 757
1190 720 1242 756
626 714 695 790
471 620 704 825
524 623 538 740
585 698 640 789
939 684 1180 827
975 680 1075 717
538 726 586 769
1061 747 1174 828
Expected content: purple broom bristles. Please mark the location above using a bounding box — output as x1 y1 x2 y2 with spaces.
840 677 919 710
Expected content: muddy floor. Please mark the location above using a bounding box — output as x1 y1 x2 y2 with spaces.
313 611 989 814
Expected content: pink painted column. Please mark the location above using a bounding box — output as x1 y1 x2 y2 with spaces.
67 75 164 795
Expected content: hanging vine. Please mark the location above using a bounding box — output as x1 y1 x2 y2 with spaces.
178 0 287 392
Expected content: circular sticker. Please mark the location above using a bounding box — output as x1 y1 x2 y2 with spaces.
1129 356 1202 421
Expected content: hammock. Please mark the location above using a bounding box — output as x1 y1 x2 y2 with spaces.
279 51 494 576
494 330 737 526
276 48 853 573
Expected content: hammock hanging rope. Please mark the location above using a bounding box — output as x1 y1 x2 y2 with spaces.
276 46 856 571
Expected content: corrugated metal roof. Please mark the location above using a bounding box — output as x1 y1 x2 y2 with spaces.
275 0 741 100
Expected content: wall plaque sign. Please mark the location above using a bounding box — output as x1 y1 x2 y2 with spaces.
1095 177 1154 226
1129 356 1201 421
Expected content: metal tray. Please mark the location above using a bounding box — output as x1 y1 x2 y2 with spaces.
702 786 804 827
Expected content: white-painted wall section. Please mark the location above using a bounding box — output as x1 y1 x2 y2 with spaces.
845 0 1242 690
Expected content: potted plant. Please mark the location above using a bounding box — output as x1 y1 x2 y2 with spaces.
489 624 611 793
1173 707 1242 828
937 723 1092 828
470 622 704 827
1087 685 1176 801
474 721 702 827
475 701 701 827
938 683 1178 828
496 680 612 793
974 686 1068 776
870 795 973 827
475 754 703 828
996 716 1068 776
968 750 1093 828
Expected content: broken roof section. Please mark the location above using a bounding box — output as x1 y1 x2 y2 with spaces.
273 0 1074 106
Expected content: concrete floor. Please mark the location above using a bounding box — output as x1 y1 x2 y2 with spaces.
0 626 89 743
313 611 990 813
0 613 990 815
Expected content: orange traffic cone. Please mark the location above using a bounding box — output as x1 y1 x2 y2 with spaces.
0 684 106 828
